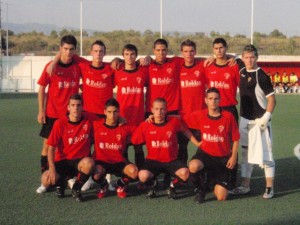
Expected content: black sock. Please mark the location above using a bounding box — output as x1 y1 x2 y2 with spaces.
73 172 90 191
117 177 130 187
190 171 205 193
40 156 48 173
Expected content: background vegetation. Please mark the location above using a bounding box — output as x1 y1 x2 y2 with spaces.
2 28 300 56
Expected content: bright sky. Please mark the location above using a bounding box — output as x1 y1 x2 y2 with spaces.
5 0 300 37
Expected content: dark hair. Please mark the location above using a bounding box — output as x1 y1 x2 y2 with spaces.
153 38 168 49
180 39 196 51
122 44 138 56
206 87 220 97
213 38 227 48
69 93 83 104
61 35 77 49
105 98 120 109
91 40 106 53
242 44 258 57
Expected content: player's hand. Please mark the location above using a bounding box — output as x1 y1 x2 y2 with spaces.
48 167 57 185
37 112 46 124
226 57 236 67
226 155 237 169
46 51 61 75
197 141 202 148
111 57 122 70
145 114 154 123
203 56 215 67
255 112 271 130
118 116 127 125
139 55 152 66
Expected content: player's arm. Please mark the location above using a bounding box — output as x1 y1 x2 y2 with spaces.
37 85 46 124
46 51 61 75
255 94 276 130
47 145 57 185
203 54 237 67
226 140 239 169
180 123 201 148
138 55 152 66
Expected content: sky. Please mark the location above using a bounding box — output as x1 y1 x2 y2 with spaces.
4 0 300 37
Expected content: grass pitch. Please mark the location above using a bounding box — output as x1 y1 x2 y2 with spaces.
0 93 299 225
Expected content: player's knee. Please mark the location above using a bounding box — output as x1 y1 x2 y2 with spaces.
176 168 189 182
125 164 138 179
138 170 152 183
41 170 50 187
93 165 105 181
214 185 228 201
79 157 95 174
188 159 203 173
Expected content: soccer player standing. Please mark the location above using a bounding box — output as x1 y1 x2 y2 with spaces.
36 35 81 193
178 39 206 164
230 45 276 199
41 94 94 202
114 44 148 169
186 88 240 203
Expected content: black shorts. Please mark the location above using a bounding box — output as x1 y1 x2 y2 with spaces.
141 159 187 177
177 128 201 147
95 160 132 177
220 105 238 123
55 158 82 179
39 116 58 138
192 150 231 190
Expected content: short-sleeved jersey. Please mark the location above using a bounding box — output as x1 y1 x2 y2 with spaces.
239 67 274 120
179 61 206 127
204 63 240 107
273 74 281 83
186 109 240 157
47 115 93 162
76 57 114 114
38 61 81 118
145 57 184 112
115 66 149 125
290 74 299 84
131 117 182 162
93 121 136 164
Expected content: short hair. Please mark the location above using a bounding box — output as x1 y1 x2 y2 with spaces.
152 97 167 107
122 44 138 56
69 93 83 104
206 87 220 97
91 40 106 53
153 38 168 49
180 39 196 51
242 44 258 58
105 98 120 109
61 35 77 49
212 38 227 48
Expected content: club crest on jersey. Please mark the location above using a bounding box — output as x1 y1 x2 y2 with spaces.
136 77 142 84
166 131 172 138
194 70 200 77
224 73 231 80
102 73 107 79
248 77 252 82
218 125 224 133
116 134 121 141
167 68 173 75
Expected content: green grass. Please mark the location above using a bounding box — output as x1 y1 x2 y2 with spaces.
0 94 299 225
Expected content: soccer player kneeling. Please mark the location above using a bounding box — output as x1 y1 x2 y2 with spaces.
186 88 240 203
132 98 201 199
41 94 94 202
92 98 138 199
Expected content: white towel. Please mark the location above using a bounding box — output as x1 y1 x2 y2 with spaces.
248 123 273 167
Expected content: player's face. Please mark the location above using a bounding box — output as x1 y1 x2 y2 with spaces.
123 49 137 66
242 51 257 70
104 106 119 125
68 99 83 120
213 43 227 59
91 44 105 63
153 44 168 64
60 43 76 62
151 101 167 123
181 46 196 64
205 92 220 110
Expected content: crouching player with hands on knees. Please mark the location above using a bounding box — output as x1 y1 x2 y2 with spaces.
41 94 94 202
92 98 138 199
185 88 240 203
131 98 201 199
230 44 276 199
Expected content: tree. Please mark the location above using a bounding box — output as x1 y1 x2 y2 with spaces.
269 29 286 38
